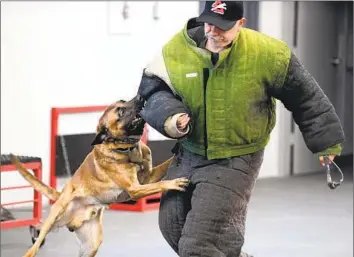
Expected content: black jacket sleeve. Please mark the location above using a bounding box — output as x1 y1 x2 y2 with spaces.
137 71 191 138
268 52 345 153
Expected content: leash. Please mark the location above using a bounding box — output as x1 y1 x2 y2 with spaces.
324 155 344 190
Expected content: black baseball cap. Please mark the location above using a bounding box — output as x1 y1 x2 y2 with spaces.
196 1 244 31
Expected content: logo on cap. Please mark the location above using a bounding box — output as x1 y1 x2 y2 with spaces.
211 1 227 15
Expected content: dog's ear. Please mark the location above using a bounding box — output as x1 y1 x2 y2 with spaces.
91 129 107 146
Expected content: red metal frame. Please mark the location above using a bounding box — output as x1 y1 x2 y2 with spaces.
1 162 42 229
49 106 155 211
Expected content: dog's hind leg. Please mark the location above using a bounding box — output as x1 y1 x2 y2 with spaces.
22 184 75 257
75 207 105 257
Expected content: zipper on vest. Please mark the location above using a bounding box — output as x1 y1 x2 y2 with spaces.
202 68 210 158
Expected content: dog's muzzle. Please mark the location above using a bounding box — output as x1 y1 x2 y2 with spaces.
126 116 145 136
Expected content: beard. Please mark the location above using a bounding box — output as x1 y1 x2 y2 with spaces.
205 33 232 53
205 33 231 48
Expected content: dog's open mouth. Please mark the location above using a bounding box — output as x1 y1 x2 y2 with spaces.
126 113 145 136
131 114 142 125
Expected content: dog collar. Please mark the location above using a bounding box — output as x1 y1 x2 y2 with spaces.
112 145 136 154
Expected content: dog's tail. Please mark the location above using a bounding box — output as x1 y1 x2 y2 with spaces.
10 154 61 201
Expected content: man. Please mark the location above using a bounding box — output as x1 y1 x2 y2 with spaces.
137 1 345 256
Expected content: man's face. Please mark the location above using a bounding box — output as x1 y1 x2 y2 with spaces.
204 18 246 49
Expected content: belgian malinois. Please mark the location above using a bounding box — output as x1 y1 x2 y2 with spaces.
10 95 189 257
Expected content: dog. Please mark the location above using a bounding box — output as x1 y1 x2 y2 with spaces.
10 95 189 257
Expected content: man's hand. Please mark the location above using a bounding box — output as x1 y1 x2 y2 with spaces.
319 154 336 167
176 114 190 131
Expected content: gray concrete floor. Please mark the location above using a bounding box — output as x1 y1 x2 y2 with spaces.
1 169 352 257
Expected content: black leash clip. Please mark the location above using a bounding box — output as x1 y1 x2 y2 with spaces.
324 155 344 190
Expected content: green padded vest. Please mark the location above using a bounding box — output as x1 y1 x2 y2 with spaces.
162 24 291 160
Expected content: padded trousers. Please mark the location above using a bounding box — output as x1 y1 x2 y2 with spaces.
159 147 264 257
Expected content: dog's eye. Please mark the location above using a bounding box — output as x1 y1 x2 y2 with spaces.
116 107 125 117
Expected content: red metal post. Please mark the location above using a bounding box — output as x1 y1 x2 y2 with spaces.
49 108 58 204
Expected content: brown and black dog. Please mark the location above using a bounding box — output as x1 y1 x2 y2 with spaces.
10 95 189 257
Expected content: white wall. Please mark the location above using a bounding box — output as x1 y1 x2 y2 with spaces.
1 1 199 207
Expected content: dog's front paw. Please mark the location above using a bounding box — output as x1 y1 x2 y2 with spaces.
162 177 190 192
